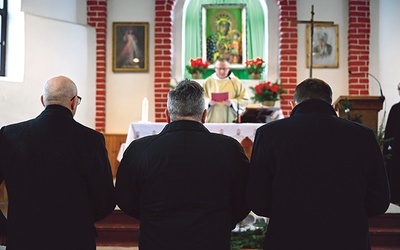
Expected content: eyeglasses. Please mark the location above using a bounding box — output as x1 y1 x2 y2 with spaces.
70 95 82 105
215 67 229 71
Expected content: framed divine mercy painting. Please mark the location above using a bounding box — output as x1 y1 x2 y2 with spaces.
112 22 149 72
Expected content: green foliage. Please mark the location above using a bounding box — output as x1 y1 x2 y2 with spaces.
339 99 362 123
244 65 265 75
339 98 391 160
374 110 392 161
230 221 267 250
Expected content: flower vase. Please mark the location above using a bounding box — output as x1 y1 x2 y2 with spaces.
191 72 202 79
250 72 261 80
262 100 275 107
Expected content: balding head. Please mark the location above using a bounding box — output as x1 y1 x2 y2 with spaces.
41 76 80 116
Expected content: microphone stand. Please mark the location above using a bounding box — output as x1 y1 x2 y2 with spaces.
368 73 385 101
349 71 385 100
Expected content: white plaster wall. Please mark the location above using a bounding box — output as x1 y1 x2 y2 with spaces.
373 0 400 126
0 0 96 128
106 0 155 133
21 0 87 25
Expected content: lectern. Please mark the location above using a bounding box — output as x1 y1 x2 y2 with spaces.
333 96 384 131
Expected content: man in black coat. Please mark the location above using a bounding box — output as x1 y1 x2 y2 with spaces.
115 79 249 249
247 78 390 250
383 82 400 204
0 76 115 249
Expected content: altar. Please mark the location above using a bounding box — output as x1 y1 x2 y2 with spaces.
118 122 266 161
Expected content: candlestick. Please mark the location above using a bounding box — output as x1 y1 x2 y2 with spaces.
141 97 149 122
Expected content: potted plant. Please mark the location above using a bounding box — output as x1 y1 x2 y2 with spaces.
245 57 265 79
231 219 268 250
185 57 210 79
250 80 286 106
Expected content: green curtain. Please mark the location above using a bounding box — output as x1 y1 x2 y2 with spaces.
183 0 266 78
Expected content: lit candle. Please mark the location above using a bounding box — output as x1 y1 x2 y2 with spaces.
141 97 149 122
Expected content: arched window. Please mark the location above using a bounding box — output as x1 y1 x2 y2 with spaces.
182 0 268 79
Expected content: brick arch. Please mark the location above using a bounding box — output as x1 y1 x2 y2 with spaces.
155 0 296 119
154 0 177 122
348 0 370 95
87 0 107 132
276 0 298 117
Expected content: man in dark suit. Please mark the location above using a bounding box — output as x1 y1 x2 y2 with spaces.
115 79 249 249
383 82 400 204
247 78 390 250
0 76 115 249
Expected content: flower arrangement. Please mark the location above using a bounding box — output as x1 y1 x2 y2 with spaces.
185 57 210 74
250 80 286 103
245 57 265 75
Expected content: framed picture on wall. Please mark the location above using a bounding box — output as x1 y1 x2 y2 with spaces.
112 22 149 72
201 4 247 66
306 24 339 68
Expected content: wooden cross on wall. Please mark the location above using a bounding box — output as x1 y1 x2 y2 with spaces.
295 5 334 78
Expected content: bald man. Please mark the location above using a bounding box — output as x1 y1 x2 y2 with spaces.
0 76 115 249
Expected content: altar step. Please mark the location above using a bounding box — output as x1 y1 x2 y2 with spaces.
95 209 139 247
369 213 400 250
95 210 400 248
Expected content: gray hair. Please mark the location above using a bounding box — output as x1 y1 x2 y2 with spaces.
294 78 333 104
167 79 205 122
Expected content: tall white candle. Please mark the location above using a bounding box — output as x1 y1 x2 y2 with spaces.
141 97 149 122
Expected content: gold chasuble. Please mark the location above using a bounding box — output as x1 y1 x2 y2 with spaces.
203 73 249 123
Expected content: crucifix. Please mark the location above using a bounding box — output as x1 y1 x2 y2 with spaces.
295 5 334 78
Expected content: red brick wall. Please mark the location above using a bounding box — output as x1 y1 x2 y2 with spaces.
89 0 371 126
348 0 370 95
87 0 107 132
154 0 176 122
276 0 298 117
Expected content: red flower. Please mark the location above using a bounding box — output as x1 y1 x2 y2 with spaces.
245 57 265 74
255 84 264 94
270 84 279 93
250 80 286 103
186 57 210 74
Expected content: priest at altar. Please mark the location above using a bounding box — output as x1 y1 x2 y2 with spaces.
203 58 249 123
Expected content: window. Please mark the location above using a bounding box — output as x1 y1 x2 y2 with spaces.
0 0 7 76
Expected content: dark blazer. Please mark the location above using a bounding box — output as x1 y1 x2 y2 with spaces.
115 120 249 250
247 99 390 250
0 105 115 250
383 102 400 203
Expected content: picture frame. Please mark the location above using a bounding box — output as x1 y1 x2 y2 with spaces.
201 4 247 66
306 24 339 68
112 22 149 72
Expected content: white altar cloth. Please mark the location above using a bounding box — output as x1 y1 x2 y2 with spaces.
117 122 266 161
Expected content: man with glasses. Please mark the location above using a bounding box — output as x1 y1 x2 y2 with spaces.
203 58 249 123
0 75 115 249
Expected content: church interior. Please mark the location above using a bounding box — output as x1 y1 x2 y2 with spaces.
0 0 400 248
